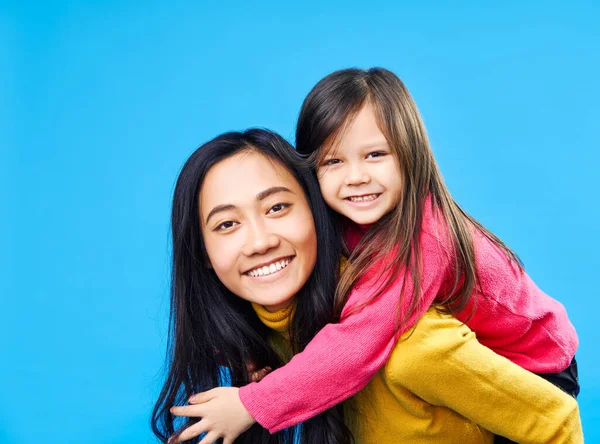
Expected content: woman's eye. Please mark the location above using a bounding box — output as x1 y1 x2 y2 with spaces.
215 221 238 231
268 203 290 214
367 151 386 159
323 158 342 166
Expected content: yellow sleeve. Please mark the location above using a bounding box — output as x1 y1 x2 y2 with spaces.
387 308 583 444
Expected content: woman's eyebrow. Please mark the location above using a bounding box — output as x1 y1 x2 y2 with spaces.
205 204 236 224
256 186 294 201
205 187 294 224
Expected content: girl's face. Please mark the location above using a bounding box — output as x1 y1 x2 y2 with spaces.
199 150 318 312
317 103 403 225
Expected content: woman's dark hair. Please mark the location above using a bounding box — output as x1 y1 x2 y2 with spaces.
151 129 352 443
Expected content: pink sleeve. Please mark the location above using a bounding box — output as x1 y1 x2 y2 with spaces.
238 229 450 433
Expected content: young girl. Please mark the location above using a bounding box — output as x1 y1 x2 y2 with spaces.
172 69 580 442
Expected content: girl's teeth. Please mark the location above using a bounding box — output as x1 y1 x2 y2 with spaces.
276 262 282 271
349 194 377 202
269 264 277 273
262 266 270 275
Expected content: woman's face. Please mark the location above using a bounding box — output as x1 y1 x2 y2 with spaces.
199 150 318 312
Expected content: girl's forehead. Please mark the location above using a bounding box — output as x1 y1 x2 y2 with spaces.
321 103 388 156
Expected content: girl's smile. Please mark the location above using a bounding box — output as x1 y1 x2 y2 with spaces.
344 193 382 208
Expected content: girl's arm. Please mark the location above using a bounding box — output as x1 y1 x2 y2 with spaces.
239 228 450 433
392 308 582 443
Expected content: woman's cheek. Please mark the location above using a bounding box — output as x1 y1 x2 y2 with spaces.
298 214 318 271
205 239 236 275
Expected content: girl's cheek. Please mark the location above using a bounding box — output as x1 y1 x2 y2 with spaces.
318 175 335 193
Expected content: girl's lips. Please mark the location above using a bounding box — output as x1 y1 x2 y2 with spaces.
344 193 382 207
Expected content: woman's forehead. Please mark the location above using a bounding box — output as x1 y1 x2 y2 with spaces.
199 151 303 210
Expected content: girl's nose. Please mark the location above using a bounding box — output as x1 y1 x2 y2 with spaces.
344 163 371 186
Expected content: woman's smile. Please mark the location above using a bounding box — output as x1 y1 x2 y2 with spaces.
244 256 295 279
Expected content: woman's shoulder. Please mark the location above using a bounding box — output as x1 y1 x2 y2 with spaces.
383 307 473 384
398 307 472 344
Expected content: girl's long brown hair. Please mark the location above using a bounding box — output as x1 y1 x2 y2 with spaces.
296 67 523 325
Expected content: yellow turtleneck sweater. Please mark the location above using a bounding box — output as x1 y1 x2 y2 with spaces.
252 304 583 444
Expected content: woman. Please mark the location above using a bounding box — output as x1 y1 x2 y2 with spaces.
153 129 581 444
151 129 352 444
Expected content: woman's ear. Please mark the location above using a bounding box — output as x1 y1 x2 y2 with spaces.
201 248 213 269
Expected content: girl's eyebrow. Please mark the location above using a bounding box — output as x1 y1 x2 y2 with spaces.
205 187 295 224
359 140 388 150
322 140 389 159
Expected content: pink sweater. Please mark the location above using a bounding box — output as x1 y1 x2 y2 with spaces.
238 198 578 433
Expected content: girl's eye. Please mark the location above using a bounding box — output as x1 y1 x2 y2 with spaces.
323 158 342 166
267 203 290 214
215 221 238 231
367 151 386 159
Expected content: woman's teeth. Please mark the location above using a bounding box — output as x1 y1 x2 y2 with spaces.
247 258 292 277
347 194 378 203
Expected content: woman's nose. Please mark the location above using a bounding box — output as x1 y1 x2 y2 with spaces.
242 221 280 256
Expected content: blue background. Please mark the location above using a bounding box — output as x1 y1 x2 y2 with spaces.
2 1 598 442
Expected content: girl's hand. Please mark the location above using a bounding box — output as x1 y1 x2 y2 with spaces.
169 387 256 444
247 365 272 382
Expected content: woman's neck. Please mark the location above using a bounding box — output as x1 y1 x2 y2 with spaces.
252 302 294 333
